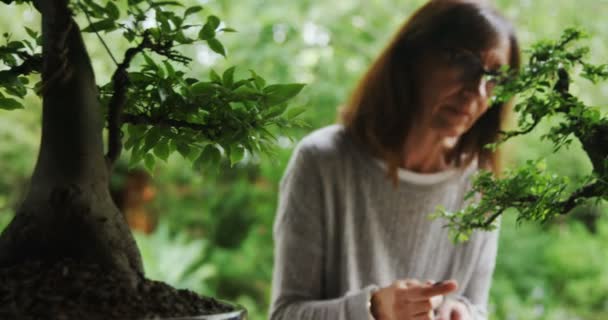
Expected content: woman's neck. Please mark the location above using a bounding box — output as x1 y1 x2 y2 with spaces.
401 128 457 173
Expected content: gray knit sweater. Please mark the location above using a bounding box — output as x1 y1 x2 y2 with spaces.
270 124 499 320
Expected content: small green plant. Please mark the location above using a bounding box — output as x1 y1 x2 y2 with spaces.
135 223 216 294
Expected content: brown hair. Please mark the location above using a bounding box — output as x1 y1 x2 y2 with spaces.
340 0 521 183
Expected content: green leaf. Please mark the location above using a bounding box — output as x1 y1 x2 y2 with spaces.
149 1 182 8
264 104 288 119
125 125 147 144
143 128 162 153
229 145 245 166
195 144 221 170
22 39 34 51
82 19 117 33
0 71 18 86
184 6 203 17
7 41 23 50
176 143 191 159
249 70 265 89
123 30 135 43
207 38 226 57
129 72 152 84
127 0 145 7
156 65 165 79
144 153 156 171
207 15 220 30
153 140 170 161
24 27 38 39
209 69 221 83
222 66 236 88
129 140 144 167
83 0 106 18
191 81 216 95
263 83 305 106
231 79 250 91
174 31 193 44
105 2 120 20
163 61 176 78
157 11 171 33
219 27 236 33
169 13 183 28
142 53 156 68
198 23 216 41
286 106 306 120
0 97 23 110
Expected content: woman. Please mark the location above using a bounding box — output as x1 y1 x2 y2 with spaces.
270 1 520 319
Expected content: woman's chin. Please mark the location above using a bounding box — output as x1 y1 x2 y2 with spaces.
436 124 469 138
431 116 472 138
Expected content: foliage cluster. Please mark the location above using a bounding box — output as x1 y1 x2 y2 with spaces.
0 0 307 172
435 28 608 242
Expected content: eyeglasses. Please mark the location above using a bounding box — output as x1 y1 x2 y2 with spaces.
438 48 510 91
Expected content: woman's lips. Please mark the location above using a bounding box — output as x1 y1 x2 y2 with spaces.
444 106 471 118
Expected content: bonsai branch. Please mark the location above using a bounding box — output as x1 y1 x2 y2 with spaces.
473 181 603 228
106 33 152 167
554 68 608 174
106 32 194 167
471 208 505 229
122 113 213 137
6 52 42 76
498 118 540 140
560 181 603 213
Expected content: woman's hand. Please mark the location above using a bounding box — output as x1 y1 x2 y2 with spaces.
370 279 458 320
436 298 471 320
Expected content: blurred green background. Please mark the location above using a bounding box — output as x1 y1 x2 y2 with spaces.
1 0 608 319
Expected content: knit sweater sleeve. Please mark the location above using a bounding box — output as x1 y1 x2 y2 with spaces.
452 227 500 320
269 143 378 320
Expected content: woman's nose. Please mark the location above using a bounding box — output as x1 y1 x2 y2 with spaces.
463 76 489 100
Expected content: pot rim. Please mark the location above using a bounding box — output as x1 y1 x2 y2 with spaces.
159 309 245 320
153 301 247 320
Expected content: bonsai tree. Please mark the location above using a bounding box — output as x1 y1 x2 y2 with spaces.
0 0 304 318
436 28 608 242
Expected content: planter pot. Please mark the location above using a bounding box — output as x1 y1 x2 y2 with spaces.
159 302 247 320
162 310 246 320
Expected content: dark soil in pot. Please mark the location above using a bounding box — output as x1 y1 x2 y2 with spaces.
0 259 238 320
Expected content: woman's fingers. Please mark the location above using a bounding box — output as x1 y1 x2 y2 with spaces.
411 310 435 320
437 299 468 320
430 294 444 309
395 296 443 316
437 302 452 320
406 299 434 314
391 279 460 319
403 280 458 301
397 278 422 288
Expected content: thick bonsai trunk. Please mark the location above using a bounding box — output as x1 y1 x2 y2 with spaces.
0 0 142 284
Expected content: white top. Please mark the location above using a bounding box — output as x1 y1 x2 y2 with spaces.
373 159 461 185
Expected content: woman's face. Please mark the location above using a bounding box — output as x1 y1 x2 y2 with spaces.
414 35 511 138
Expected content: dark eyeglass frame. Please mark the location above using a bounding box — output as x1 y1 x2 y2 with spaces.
437 47 511 90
